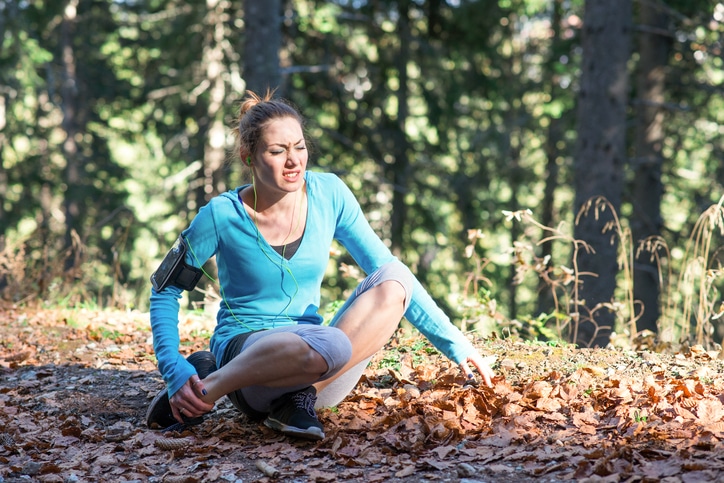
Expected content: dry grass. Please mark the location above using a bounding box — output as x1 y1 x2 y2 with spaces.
492 196 724 351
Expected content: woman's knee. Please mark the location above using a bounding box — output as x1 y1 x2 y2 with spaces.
246 332 329 375
379 279 408 308
309 326 352 379
376 260 414 309
288 325 352 379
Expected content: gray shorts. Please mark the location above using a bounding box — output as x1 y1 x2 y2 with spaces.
221 260 413 416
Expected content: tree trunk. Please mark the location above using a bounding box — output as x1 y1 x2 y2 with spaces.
508 142 522 323
389 0 411 257
538 0 564 317
0 95 6 230
573 0 632 347
243 0 282 95
0 2 9 231
631 1 671 335
60 0 82 271
203 0 230 199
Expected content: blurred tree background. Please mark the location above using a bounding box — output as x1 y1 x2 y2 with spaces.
1 0 722 349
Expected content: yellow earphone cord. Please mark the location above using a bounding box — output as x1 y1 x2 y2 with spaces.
251 171 304 322
182 175 305 330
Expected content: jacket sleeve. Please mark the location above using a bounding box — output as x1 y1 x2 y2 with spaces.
149 199 221 397
331 175 477 364
150 285 196 397
404 278 477 364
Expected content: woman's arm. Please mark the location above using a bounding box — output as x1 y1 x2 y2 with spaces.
149 198 223 397
329 174 496 385
149 285 197 397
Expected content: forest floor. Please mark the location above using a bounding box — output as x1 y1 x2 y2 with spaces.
2 305 724 483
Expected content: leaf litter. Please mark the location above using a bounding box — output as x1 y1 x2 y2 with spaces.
2 305 724 482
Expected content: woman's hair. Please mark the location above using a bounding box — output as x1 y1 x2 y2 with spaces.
232 89 306 161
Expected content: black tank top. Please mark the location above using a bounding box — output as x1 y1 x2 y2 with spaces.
271 235 302 260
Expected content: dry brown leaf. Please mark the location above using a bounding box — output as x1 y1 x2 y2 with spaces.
572 408 599 428
502 402 523 417
6 307 724 483
525 380 553 399
582 366 606 377
705 421 724 433
394 465 417 477
696 399 724 424
535 397 562 412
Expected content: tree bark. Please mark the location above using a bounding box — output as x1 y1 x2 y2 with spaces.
389 0 411 257
631 0 671 334
0 95 6 231
243 0 282 95
0 1 10 231
573 0 632 347
203 0 230 199
538 0 564 317
60 0 82 270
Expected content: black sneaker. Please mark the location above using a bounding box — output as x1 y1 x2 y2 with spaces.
145 351 217 430
263 387 325 440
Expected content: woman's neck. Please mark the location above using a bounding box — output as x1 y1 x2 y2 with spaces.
242 183 307 246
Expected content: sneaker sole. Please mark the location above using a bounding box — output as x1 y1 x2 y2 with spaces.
263 417 325 441
146 351 217 429
146 388 204 430
146 389 176 429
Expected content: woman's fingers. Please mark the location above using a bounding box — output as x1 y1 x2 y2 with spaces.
460 355 496 388
191 376 209 397
169 378 215 422
171 404 184 423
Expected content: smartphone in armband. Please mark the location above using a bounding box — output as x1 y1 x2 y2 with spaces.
150 236 203 292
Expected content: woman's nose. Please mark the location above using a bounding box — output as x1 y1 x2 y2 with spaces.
286 150 300 165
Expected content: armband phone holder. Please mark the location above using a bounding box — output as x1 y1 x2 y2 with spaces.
150 236 203 291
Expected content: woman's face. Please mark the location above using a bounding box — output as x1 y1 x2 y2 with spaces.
252 116 308 194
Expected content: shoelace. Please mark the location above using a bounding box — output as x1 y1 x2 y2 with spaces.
291 392 317 418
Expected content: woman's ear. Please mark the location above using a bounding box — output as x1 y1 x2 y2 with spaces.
240 150 250 165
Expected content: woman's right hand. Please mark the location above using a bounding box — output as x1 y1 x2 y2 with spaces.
169 375 215 423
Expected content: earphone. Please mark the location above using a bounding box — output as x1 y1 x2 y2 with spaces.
247 156 251 165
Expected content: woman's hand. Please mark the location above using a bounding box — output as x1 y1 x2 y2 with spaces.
169 375 215 423
459 353 497 388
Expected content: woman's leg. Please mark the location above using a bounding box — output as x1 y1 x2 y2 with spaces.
202 324 351 440
200 332 323 402
202 325 351 411
315 260 413 407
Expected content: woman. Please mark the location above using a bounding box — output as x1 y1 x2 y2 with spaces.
147 90 496 441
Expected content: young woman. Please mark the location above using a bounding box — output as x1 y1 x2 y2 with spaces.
147 90 496 440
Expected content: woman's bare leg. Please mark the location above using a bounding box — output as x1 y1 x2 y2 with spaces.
315 280 407 393
200 332 329 404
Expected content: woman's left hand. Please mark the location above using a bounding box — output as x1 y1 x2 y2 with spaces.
169 375 214 423
459 352 496 388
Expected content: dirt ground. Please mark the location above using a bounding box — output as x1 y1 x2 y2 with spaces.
2 306 724 483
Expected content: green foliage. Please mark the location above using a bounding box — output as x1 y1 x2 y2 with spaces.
189 328 213 340
377 353 401 371
514 312 569 343
89 326 123 343
375 336 440 371
321 299 345 326
0 0 722 355
634 411 648 423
